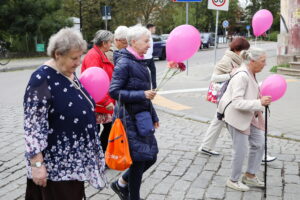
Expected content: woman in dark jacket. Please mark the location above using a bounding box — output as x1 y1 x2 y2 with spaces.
109 25 159 200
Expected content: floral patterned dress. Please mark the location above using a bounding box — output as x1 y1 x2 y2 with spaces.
23 65 107 189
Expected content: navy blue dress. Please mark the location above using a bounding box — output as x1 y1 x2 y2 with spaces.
23 65 107 189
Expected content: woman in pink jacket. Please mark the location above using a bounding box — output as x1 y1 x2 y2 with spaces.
217 47 271 192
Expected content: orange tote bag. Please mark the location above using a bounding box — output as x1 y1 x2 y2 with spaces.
105 118 132 171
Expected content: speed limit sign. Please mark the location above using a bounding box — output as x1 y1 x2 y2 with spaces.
208 0 229 11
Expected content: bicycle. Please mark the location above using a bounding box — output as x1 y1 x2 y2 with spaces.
0 41 11 65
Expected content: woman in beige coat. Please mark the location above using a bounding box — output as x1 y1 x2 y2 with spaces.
199 38 250 155
217 47 271 191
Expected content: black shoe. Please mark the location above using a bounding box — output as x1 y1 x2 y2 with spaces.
111 180 128 200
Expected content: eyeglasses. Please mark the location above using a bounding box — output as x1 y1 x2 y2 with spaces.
117 39 128 45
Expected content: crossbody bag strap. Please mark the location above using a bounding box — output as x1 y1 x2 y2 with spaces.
115 93 127 130
219 70 248 117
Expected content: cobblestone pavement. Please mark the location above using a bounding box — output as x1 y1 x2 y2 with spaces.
0 103 299 200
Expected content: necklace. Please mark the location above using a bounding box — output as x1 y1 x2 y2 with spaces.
47 63 95 111
63 74 95 111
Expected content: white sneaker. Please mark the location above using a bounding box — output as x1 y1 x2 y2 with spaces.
262 154 277 162
242 175 264 188
226 179 249 191
198 147 220 156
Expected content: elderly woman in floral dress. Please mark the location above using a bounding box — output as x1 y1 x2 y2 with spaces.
24 28 106 200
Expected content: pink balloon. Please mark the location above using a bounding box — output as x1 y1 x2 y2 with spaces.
79 67 110 102
252 9 273 37
260 75 287 102
166 25 201 62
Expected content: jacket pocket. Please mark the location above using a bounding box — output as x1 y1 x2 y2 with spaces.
135 111 155 137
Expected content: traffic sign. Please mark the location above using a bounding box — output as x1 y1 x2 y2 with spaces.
36 44 45 52
246 25 251 30
208 0 230 11
102 6 111 20
173 0 202 2
222 20 229 28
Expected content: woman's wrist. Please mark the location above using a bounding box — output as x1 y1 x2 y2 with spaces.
30 152 44 166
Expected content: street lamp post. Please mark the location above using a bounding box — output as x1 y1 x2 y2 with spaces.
79 0 82 32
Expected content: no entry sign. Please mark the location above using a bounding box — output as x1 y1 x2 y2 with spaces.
208 0 230 11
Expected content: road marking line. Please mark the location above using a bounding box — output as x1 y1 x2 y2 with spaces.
152 95 192 111
157 88 208 95
286 79 299 82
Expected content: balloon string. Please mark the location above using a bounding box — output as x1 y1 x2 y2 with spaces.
255 37 257 46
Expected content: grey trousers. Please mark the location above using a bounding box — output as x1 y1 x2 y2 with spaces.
227 124 265 182
201 112 224 150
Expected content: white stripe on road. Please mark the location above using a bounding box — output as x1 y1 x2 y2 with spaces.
157 88 208 95
157 79 298 95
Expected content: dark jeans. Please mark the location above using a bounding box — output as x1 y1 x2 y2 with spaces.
146 58 157 89
98 122 112 153
122 158 157 200
25 179 85 200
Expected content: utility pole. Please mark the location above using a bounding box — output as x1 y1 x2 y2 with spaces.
79 0 82 32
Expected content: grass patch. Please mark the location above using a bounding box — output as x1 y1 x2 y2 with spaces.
270 63 290 73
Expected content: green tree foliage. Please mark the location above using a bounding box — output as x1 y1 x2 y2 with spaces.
245 0 280 32
1 0 264 53
219 0 243 34
0 0 72 52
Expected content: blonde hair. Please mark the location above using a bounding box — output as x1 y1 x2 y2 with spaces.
240 47 266 64
47 27 87 58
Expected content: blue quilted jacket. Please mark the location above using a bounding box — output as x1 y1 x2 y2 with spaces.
109 49 159 161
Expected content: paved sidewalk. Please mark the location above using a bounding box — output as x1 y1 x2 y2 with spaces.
0 43 299 199
0 103 299 200
0 57 48 72
2 42 299 141
153 42 300 141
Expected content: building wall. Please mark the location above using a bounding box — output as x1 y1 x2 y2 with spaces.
278 0 300 64
288 0 300 54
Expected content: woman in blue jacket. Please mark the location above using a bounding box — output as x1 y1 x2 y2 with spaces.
109 25 159 200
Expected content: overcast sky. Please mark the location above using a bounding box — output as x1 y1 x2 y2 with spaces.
239 0 248 8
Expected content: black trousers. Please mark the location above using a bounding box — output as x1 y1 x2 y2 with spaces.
98 122 112 153
122 158 157 200
146 58 157 89
25 179 85 200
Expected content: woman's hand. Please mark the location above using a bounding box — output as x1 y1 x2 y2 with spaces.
32 164 48 187
144 90 156 100
261 96 272 106
105 102 115 111
154 122 159 129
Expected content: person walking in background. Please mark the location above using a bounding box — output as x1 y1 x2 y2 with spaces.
113 25 129 64
144 24 157 89
199 37 250 156
109 25 159 200
81 30 115 155
24 28 106 200
218 47 270 191
114 25 129 50
106 25 129 64
199 37 277 162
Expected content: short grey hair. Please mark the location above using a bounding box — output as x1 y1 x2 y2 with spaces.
126 24 151 46
47 27 87 58
240 47 266 64
114 26 129 40
93 30 114 46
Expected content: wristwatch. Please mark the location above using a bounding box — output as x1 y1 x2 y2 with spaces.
31 161 44 168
